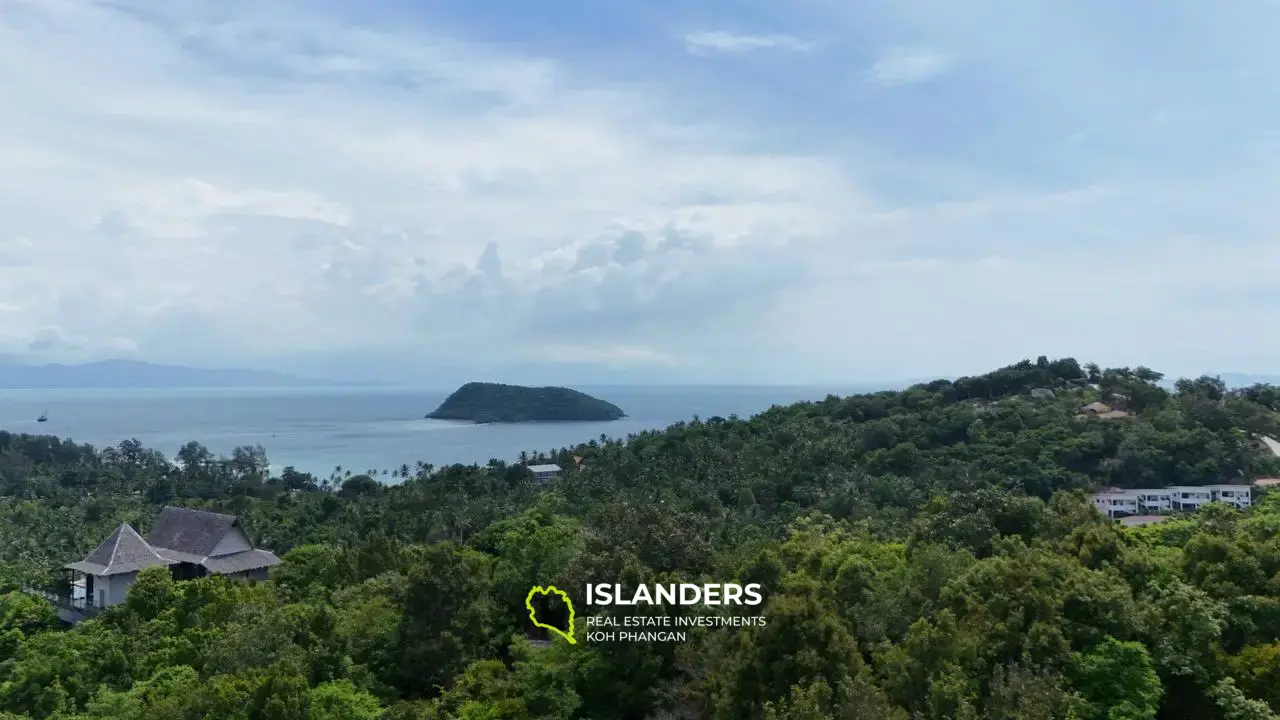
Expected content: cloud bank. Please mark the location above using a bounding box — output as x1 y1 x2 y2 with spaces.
3 0 1280 383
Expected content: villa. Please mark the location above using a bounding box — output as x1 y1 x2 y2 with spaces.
528 464 562 482
28 506 282 623
1092 484 1253 518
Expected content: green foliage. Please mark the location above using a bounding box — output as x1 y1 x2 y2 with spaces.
0 358 1276 718
1071 637 1162 720
1210 677 1280 720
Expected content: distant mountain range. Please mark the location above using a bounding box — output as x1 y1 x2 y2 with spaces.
1 358 1270 392
0 360 380 389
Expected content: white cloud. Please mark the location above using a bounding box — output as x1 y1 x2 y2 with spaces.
0 0 855 377
865 48 953 87
683 31 814 55
7 0 1280 383
533 344 686 366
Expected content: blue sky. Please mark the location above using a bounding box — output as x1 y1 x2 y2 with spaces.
2 0 1280 384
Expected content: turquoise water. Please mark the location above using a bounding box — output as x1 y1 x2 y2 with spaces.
0 385 867 480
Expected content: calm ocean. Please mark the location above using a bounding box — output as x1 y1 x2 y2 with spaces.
0 385 866 481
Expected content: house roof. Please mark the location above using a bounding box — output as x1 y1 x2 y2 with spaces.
154 545 282 573
66 523 175 577
201 549 283 574
528 464 561 472
153 548 205 565
1082 402 1113 413
68 508 282 579
146 506 239 557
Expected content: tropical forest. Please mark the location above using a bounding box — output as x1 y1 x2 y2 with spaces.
2 357 1280 720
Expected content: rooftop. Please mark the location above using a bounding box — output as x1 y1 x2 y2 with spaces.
147 506 240 557
67 507 282 578
66 523 175 577
1095 484 1252 495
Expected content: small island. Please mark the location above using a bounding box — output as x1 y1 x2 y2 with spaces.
425 382 626 423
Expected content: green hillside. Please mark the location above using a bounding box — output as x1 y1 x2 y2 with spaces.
0 357 1278 718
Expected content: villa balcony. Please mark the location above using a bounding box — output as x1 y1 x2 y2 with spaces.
21 584 104 624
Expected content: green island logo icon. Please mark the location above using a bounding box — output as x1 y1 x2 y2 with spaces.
525 585 576 644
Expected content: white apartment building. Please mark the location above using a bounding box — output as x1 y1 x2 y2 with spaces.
1166 486 1214 511
1208 485 1253 510
1093 491 1139 517
1136 489 1173 512
1093 484 1252 518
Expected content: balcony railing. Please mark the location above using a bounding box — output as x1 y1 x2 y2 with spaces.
21 585 104 617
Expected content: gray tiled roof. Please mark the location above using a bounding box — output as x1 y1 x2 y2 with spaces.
153 548 205 565
66 523 175 577
201 549 283 574
68 508 282 580
146 506 238 556
528 464 561 473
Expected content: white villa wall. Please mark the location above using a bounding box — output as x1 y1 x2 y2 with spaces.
89 574 105 608
1137 490 1172 512
107 572 138 607
210 526 253 557
1093 493 1139 517
1167 487 1213 510
1209 485 1253 509
89 572 139 608
89 564 266 610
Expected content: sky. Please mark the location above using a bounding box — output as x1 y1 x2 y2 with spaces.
3 0 1280 385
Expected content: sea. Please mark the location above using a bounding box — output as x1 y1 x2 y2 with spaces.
0 385 869 482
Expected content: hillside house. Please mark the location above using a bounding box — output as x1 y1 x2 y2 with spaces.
31 507 281 623
528 464 562 483
1093 484 1252 518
